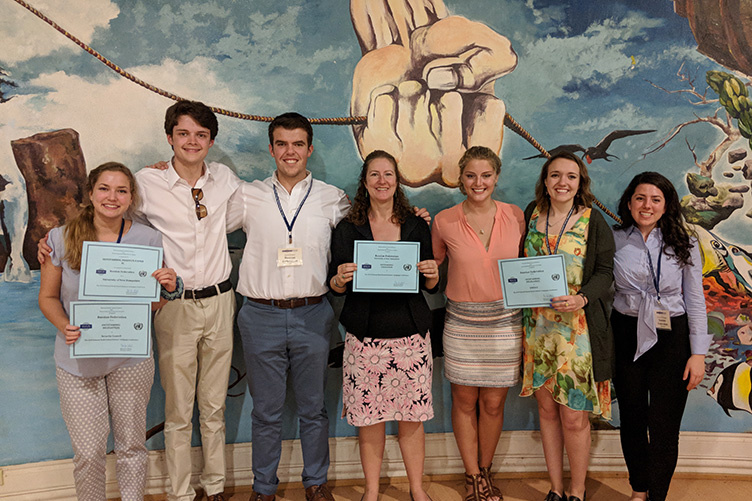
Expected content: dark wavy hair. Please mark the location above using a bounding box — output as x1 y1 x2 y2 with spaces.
534 151 594 213
164 100 218 140
345 150 413 226
615 171 694 266
457 146 501 195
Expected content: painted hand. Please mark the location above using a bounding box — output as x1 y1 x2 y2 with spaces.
350 0 517 187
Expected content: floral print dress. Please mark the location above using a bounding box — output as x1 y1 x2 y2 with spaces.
520 207 611 419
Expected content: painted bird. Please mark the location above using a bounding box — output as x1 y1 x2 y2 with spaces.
524 129 655 163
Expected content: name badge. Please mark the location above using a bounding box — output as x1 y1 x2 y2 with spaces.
277 247 303 267
654 306 671 330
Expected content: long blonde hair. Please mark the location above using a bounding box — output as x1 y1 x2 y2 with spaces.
63 162 139 270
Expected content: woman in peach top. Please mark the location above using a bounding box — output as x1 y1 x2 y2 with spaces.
432 146 525 501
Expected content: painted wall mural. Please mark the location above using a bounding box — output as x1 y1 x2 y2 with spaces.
1 0 752 469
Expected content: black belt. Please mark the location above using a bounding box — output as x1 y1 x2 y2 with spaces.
183 279 233 300
248 296 323 309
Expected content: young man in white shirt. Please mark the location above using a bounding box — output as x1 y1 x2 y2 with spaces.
135 101 241 501
227 113 349 501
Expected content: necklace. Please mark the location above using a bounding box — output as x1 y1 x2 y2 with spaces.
464 201 494 236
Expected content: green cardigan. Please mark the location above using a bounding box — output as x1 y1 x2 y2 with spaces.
523 202 616 382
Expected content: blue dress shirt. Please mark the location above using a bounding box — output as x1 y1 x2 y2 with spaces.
612 226 710 360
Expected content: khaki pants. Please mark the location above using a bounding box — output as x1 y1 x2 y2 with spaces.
154 290 235 501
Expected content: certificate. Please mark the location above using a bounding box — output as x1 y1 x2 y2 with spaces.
352 240 420 293
69 302 151 358
498 255 569 308
79 241 163 301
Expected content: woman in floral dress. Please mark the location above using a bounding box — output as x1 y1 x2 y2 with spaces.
520 152 615 501
328 150 439 501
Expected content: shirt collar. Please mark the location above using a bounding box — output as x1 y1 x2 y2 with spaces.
166 160 211 189
271 170 312 194
626 225 663 245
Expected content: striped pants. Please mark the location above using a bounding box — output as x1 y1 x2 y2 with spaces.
56 358 154 501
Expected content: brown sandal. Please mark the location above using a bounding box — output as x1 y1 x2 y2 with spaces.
464 472 487 501
479 463 503 501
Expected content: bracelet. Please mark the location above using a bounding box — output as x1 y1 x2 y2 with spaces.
332 276 342 289
161 276 184 301
577 291 588 306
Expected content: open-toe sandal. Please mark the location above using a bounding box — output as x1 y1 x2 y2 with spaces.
479 463 503 500
464 472 487 501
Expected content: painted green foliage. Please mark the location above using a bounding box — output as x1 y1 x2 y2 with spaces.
707 70 752 148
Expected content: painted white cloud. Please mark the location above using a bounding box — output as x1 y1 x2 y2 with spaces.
564 103 653 133
0 57 247 183
508 11 665 116
2 0 119 64
525 0 567 34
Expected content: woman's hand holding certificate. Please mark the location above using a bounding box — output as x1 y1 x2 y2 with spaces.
498 255 569 308
79 241 163 301
352 240 421 293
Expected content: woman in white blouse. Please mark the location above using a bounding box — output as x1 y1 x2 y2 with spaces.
611 172 710 501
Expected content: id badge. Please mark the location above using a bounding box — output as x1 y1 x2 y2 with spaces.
277 247 303 267
654 305 671 330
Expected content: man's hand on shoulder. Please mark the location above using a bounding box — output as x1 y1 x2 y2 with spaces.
37 232 51 264
144 161 170 170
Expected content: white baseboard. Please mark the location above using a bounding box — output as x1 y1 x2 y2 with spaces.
2 431 750 500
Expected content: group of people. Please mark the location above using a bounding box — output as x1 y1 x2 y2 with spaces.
38 100 710 501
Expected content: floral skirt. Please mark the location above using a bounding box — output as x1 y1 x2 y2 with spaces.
342 332 433 427
520 307 611 420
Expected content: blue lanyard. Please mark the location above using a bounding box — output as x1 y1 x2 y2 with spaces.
273 179 313 244
116 218 124 243
646 245 662 302
545 204 575 255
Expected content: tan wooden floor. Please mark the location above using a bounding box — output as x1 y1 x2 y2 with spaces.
142 473 752 500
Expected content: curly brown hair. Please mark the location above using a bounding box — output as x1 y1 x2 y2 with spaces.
534 151 594 213
615 171 695 266
345 150 413 226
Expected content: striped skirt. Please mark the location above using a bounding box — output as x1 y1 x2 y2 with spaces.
443 299 523 387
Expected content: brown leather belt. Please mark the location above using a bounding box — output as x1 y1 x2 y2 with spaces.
247 296 323 309
183 279 233 300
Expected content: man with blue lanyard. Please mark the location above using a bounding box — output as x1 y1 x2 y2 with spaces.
227 113 349 501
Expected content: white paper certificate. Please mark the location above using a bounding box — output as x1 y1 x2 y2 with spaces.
498 255 569 308
79 241 163 301
69 302 151 358
352 240 420 293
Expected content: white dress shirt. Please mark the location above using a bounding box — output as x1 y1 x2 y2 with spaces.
134 160 241 290
228 171 350 300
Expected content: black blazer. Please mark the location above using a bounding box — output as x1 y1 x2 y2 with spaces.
523 202 616 382
328 214 438 340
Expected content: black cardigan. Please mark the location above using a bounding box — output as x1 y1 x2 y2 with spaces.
328 214 438 340
523 202 616 382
